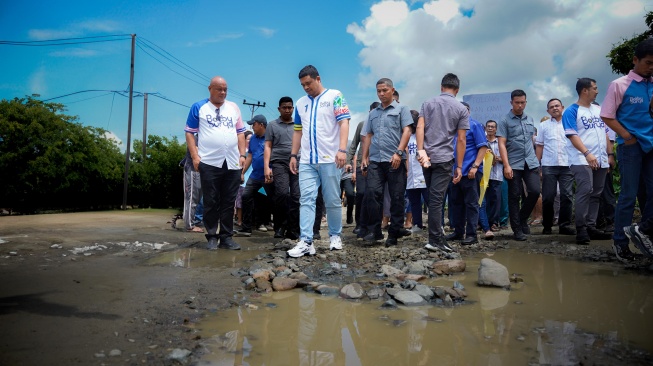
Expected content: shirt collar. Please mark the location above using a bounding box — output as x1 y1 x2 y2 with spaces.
440 92 455 98
509 110 528 120
627 70 653 82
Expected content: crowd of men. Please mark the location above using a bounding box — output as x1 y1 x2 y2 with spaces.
182 38 653 263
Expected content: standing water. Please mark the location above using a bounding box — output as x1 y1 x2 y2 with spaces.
193 250 653 365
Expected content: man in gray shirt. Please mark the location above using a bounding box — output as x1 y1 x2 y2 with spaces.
361 78 413 246
497 89 541 241
263 96 299 240
416 73 469 252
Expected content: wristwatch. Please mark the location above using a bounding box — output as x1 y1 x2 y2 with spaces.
471 163 479 169
240 154 247 159
394 149 404 157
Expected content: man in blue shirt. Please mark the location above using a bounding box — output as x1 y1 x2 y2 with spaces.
236 115 272 236
445 102 488 245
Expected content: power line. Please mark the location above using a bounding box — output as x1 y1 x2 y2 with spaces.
0 34 132 46
135 42 206 87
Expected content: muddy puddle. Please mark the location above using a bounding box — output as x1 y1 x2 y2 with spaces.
144 246 268 269
192 250 653 365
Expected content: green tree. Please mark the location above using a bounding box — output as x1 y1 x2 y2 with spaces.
129 135 186 208
607 12 653 75
0 97 123 212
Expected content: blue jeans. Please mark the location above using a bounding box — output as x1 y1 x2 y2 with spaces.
478 196 490 232
298 163 342 242
194 197 204 225
614 143 653 246
500 180 509 226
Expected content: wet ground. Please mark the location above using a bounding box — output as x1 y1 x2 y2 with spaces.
1 210 652 365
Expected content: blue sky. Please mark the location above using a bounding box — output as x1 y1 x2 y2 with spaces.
0 0 649 148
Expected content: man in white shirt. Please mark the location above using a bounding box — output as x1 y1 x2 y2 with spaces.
184 76 246 250
535 98 576 236
287 65 351 258
563 78 612 245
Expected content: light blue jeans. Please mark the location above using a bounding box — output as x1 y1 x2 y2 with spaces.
299 163 342 242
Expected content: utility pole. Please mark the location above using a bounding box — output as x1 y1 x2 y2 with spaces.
243 100 266 119
142 93 148 159
122 34 136 210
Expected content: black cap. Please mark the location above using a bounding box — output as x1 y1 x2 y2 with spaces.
247 114 267 127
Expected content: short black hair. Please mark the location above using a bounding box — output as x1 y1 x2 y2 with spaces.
486 120 497 127
244 130 253 138
279 96 293 106
547 98 562 109
634 37 653 59
511 89 527 100
299 65 319 79
441 73 460 89
370 101 381 111
393 90 399 97
575 78 596 96
410 110 419 133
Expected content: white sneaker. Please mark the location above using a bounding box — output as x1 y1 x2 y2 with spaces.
411 225 423 233
257 225 268 232
329 235 343 250
287 240 316 258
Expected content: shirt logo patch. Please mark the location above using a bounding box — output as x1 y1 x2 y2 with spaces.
580 115 604 130
629 96 644 104
206 114 234 128
319 101 331 108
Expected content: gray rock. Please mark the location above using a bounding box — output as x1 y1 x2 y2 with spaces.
413 284 434 300
94 353 106 358
289 272 308 280
316 284 339 295
250 269 275 281
477 258 510 288
340 283 364 299
168 348 191 361
443 294 454 307
381 264 404 277
393 290 427 306
400 280 418 290
109 349 122 357
366 287 385 299
271 277 298 291
255 278 272 292
272 258 286 267
386 287 401 297
380 299 398 308
405 260 433 274
453 281 465 290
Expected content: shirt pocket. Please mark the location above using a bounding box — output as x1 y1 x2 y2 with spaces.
507 123 523 141
384 112 400 130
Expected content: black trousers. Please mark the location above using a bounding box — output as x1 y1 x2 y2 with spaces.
597 170 616 227
423 159 454 243
364 161 407 238
355 167 367 226
541 166 574 230
486 179 502 227
450 172 481 238
241 177 273 232
271 160 300 234
341 178 355 222
199 161 241 239
507 166 541 233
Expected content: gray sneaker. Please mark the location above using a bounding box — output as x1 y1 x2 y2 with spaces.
624 224 653 258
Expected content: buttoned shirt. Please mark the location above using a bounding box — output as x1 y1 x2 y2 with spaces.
347 121 364 167
419 92 470 164
487 137 503 181
361 100 412 162
496 111 539 170
535 118 569 167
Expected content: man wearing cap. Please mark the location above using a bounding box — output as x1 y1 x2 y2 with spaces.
236 114 272 236
184 76 245 250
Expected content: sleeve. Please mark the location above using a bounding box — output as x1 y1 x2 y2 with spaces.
264 122 273 141
562 105 579 136
247 137 254 155
600 80 623 119
184 102 200 133
347 122 362 163
496 117 507 138
458 108 470 130
333 92 351 122
535 122 545 145
293 106 302 131
361 113 372 136
606 125 616 141
234 105 246 134
399 106 413 128
472 122 488 148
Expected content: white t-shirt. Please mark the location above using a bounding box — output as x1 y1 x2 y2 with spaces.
294 89 351 164
406 134 426 189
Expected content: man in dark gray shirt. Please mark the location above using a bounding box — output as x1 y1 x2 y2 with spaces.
497 89 541 241
361 78 413 246
416 73 469 252
264 96 299 240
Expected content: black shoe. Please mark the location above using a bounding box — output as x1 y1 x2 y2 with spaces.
513 231 527 241
559 226 576 235
603 223 615 233
353 226 361 235
445 233 463 241
587 227 612 240
364 232 384 242
522 224 530 235
542 227 552 235
218 236 241 250
425 236 454 252
398 228 412 237
346 216 353 225
285 231 299 240
461 236 478 245
234 229 252 237
274 228 285 238
207 237 218 250
313 232 321 240
385 236 398 247
612 243 636 262
576 229 590 245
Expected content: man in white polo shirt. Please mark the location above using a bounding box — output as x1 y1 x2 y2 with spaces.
184 76 247 250
535 98 576 236
287 65 351 258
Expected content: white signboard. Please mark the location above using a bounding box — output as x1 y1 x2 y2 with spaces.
462 92 512 126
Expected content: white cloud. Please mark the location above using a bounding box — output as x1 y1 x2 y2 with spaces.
186 33 244 47
348 0 648 113
29 66 47 96
255 27 277 38
49 48 98 58
104 131 122 145
28 19 123 40
28 29 78 40
610 0 645 17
